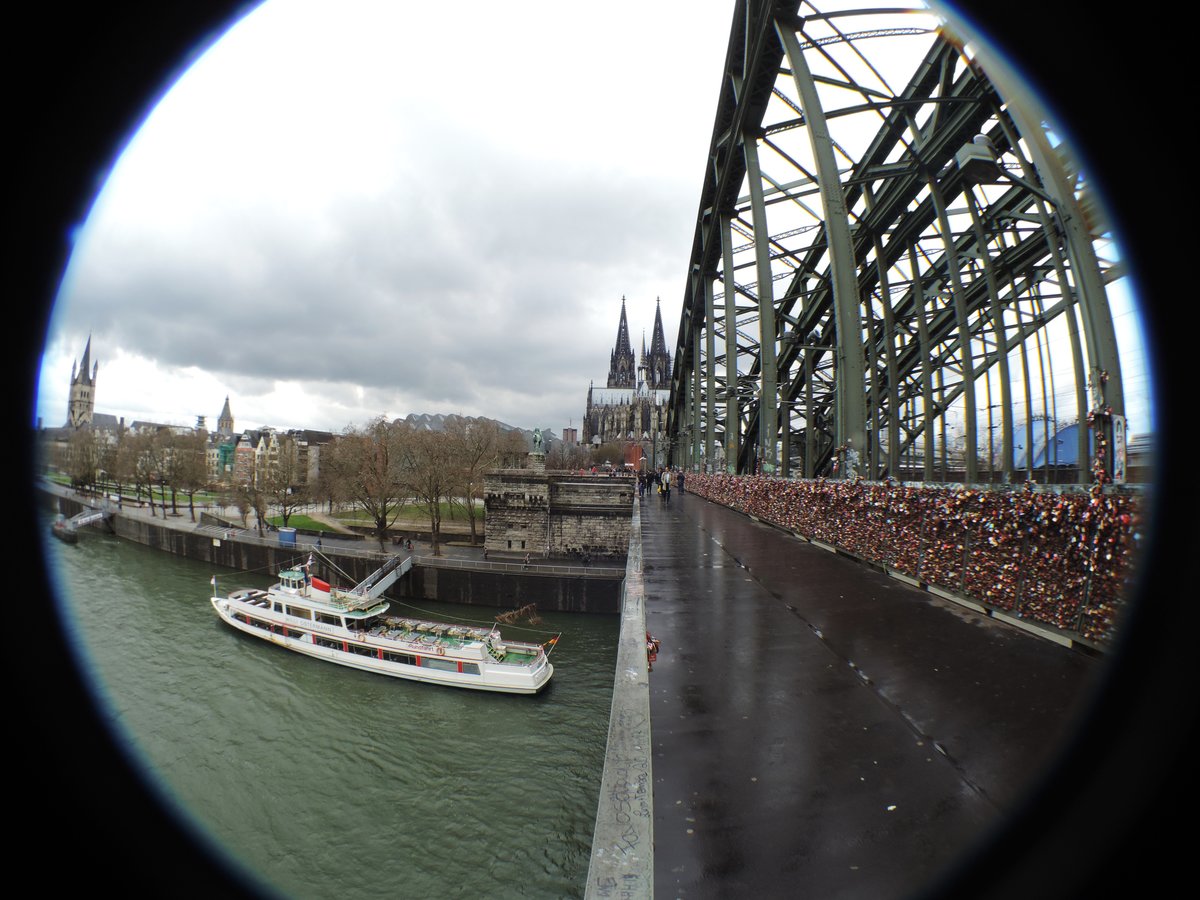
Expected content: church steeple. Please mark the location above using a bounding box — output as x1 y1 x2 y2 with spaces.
67 335 98 428
645 298 672 389
217 395 235 436
606 296 636 388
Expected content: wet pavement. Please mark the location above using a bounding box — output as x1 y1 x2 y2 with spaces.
641 489 1101 899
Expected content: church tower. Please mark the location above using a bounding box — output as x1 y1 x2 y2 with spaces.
606 296 636 388
67 336 98 428
642 298 672 389
217 396 235 436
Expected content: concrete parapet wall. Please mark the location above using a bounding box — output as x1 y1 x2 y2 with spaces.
585 496 652 897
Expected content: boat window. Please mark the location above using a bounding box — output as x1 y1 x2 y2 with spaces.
315 612 341 626
273 602 284 613
313 636 341 650
382 652 416 666
419 657 458 673
348 644 377 657
461 663 480 675
288 606 312 620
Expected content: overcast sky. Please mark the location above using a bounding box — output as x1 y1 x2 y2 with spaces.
36 0 738 436
34 0 1155 441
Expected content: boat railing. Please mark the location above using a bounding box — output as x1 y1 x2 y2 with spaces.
327 591 387 612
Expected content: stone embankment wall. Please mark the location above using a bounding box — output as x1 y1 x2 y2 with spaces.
46 491 622 614
484 471 633 560
399 564 621 614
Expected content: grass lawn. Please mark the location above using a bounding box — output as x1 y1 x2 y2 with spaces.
267 514 339 532
334 502 484 527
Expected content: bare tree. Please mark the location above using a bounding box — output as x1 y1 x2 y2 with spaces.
155 429 194 517
311 442 350 515
546 440 590 471
259 433 307 528
494 427 531 469
396 425 457 557
121 430 156 512
172 429 210 522
444 417 502 546
100 427 132 507
220 486 254 529
66 428 102 494
591 441 627 470
326 418 407 551
135 429 172 517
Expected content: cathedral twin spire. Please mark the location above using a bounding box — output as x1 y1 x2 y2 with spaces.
605 296 670 390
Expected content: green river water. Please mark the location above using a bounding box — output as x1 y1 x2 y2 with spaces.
41 520 619 898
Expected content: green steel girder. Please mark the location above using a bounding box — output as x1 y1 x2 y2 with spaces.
669 1 1125 486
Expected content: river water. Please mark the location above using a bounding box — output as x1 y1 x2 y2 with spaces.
42 520 619 899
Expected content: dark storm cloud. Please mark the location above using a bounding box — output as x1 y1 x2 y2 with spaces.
41 1 733 432
55 121 691 431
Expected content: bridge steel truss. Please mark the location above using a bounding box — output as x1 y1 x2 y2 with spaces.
666 1 1125 484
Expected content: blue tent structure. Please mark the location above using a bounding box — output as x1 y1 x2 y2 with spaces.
1012 421 1091 470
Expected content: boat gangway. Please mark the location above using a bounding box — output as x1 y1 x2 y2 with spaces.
65 504 115 530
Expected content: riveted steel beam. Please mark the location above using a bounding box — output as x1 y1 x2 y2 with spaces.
667 2 1134 485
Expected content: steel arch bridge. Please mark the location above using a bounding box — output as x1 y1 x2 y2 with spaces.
665 1 1127 485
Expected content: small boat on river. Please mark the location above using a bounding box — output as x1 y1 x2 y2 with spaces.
51 514 78 544
210 554 555 694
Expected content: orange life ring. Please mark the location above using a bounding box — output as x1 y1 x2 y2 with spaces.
436 645 445 656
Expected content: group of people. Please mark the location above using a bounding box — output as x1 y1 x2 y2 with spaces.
686 472 1141 646
638 467 685 503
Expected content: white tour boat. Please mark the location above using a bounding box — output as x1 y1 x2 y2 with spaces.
210 554 555 694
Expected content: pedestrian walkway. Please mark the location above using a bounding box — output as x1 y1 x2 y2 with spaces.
640 489 1099 899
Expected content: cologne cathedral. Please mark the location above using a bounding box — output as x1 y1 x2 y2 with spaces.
583 297 672 462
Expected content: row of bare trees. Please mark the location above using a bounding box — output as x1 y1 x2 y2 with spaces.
62 426 209 520
317 416 527 555
54 416 532 554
